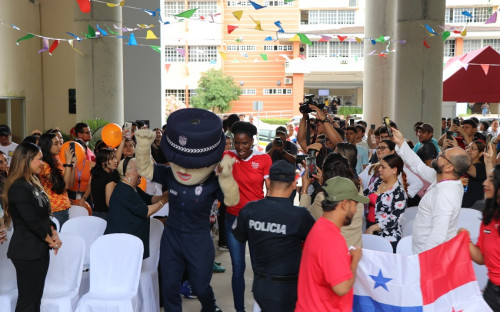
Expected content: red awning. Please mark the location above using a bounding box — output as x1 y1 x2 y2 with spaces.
443 46 500 102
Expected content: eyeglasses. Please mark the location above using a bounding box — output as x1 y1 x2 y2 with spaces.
376 146 389 151
437 151 453 166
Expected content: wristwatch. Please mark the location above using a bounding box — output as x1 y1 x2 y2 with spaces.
63 164 73 168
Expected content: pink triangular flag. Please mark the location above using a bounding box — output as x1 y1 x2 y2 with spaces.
176 48 185 57
319 35 331 42
462 63 469 71
486 11 498 24
165 64 171 72
481 64 490 75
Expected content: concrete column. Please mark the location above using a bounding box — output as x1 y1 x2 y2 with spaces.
74 2 124 125
362 0 396 127
394 0 446 141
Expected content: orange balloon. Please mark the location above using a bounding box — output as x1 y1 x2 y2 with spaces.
102 123 122 148
138 177 147 191
59 141 86 165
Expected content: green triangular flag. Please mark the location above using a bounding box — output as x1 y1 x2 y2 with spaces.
86 25 96 38
106 25 118 35
175 8 198 18
151 45 161 53
16 33 35 45
284 0 294 2
442 31 451 41
298 33 312 46
374 35 386 43
236 38 243 42
260 53 268 61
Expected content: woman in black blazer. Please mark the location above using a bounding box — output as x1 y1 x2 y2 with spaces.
2 142 62 312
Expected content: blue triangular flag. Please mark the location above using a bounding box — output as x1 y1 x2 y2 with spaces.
128 33 137 46
462 11 473 18
96 24 108 36
264 36 273 41
249 0 266 10
274 21 284 33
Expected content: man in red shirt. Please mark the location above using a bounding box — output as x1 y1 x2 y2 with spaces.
296 176 368 312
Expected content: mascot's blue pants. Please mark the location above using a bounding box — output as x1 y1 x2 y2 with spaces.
160 225 216 312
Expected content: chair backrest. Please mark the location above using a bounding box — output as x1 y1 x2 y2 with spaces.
142 218 164 272
400 206 418 227
89 233 144 295
458 208 482 239
395 235 413 256
401 219 414 237
69 205 89 219
50 216 60 232
43 233 85 295
362 234 393 253
60 216 107 268
0 231 16 293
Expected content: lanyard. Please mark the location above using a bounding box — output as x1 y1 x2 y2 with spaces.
75 158 86 191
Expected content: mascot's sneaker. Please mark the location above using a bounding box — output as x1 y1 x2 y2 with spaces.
213 262 226 273
180 280 197 299
214 305 223 312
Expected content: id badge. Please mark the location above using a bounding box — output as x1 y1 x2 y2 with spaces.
76 193 82 200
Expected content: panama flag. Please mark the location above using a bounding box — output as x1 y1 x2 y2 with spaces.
353 232 492 311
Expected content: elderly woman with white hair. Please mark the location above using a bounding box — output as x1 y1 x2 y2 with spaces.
105 157 168 259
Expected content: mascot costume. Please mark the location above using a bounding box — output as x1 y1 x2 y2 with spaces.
135 108 239 312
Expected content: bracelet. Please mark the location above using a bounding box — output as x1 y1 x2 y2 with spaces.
158 200 164 206
63 164 73 168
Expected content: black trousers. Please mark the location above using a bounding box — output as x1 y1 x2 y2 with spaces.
253 276 298 312
12 252 50 312
484 280 500 312
218 203 227 247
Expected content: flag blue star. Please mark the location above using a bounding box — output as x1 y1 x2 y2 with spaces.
369 269 392 291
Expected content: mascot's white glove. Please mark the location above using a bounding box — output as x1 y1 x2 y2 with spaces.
135 129 156 180
219 154 240 207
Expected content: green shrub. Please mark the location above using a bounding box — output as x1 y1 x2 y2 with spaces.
337 106 363 116
260 118 289 125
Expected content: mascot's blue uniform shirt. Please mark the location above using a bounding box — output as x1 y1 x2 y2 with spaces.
153 164 223 234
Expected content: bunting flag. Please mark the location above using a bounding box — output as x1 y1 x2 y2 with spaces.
249 0 266 10
175 9 197 18
353 232 491 312
240 52 248 58
423 39 430 48
143 8 160 17
289 34 300 42
279 54 290 61
274 21 284 33
49 40 59 55
176 48 185 57
442 31 451 41
97 24 108 36
126 33 136 45
138 24 155 29
219 51 226 59
374 35 389 43
337 35 347 42
146 30 157 39
68 40 84 55
38 38 49 54
86 25 96 38
16 33 35 45
150 45 161 53
319 35 331 42
232 10 243 20
107 0 125 7
462 63 469 71
355 37 363 43
165 63 170 72
260 53 268 61
481 64 490 75
461 27 467 37
298 33 312 45
227 25 238 34
462 11 474 18
371 39 376 45
235 37 243 42
486 11 498 24
76 0 91 13
105 25 118 35
250 16 263 31
424 24 437 35
264 36 273 41
284 0 294 2
367 49 376 55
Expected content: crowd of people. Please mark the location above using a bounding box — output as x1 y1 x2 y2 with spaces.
0 103 499 312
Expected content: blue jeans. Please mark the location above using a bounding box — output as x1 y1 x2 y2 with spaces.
226 213 246 312
52 210 69 229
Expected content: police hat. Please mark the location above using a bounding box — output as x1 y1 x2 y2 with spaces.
322 176 369 204
161 108 225 169
269 160 296 182
0 125 11 136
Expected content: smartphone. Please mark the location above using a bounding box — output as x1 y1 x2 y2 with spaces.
124 122 132 139
349 118 355 126
370 124 376 130
69 142 75 154
453 118 460 126
383 117 393 137
296 154 307 164
339 120 346 129
306 156 317 178
446 131 454 140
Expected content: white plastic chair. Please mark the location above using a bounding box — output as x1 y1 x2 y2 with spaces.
401 219 414 237
75 234 144 312
395 235 413 256
138 218 164 312
60 216 107 298
69 205 89 219
362 234 393 253
50 216 60 232
253 301 261 312
0 231 17 312
457 208 482 239
151 203 169 218
41 233 85 312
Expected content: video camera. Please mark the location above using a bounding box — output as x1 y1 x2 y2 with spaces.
299 94 325 114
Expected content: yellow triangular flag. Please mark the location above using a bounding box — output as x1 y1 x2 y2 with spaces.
138 24 155 29
67 40 84 55
219 51 227 60
232 10 243 20
250 16 263 31
146 30 157 40
461 27 467 37
107 0 125 7
290 34 300 41
355 37 363 43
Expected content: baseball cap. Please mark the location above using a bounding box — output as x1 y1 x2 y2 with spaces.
275 126 287 135
0 125 11 136
322 176 369 204
269 160 296 182
416 123 433 133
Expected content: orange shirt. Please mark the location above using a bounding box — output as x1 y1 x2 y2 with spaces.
39 156 71 212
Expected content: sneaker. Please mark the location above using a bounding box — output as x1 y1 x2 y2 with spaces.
214 305 223 312
214 261 222 266
180 280 197 299
213 262 226 273
218 245 229 251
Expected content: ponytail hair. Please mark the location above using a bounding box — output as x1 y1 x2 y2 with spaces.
381 154 408 194
400 170 409 194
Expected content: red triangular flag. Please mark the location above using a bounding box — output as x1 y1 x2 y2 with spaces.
49 40 59 55
481 64 490 75
227 25 238 34
423 39 430 48
337 35 347 42
76 0 91 13
165 64 171 72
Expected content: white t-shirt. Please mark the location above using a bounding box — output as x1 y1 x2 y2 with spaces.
0 142 18 166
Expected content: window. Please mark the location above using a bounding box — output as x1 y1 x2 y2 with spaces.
189 46 217 62
331 41 349 58
227 45 256 51
165 46 185 62
483 39 500 52
188 1 217 18
263 45 293 51
443 39 455 57
165 89 196 103
350 42 364 57
308 41 328 58
446 7 494 23
242 89 257 95
307 41 363 58
263 88 292 95
264 0 293 6
227 0 252 7
0 97 25 143
349 0 357 7
164 1 184 17
308 10 355 25
463 39 482 53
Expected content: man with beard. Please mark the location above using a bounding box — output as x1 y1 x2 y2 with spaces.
391 127 471 254
296 176 368 312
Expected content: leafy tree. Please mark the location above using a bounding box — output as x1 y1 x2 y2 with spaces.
190 69 242 112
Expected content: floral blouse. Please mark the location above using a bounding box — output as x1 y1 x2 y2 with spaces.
364 178 407 242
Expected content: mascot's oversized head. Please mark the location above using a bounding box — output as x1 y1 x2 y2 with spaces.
161 108 225 186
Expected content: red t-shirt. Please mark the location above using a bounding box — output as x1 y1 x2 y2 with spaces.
224 150 271 216
296 217 353 312
477 220 500 285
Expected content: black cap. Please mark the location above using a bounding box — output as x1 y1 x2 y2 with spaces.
269 160 296 182
275 126 287 135
0 125 11 136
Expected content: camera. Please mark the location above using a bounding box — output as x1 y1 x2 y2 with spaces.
273 137 284 147
299 94 325 114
